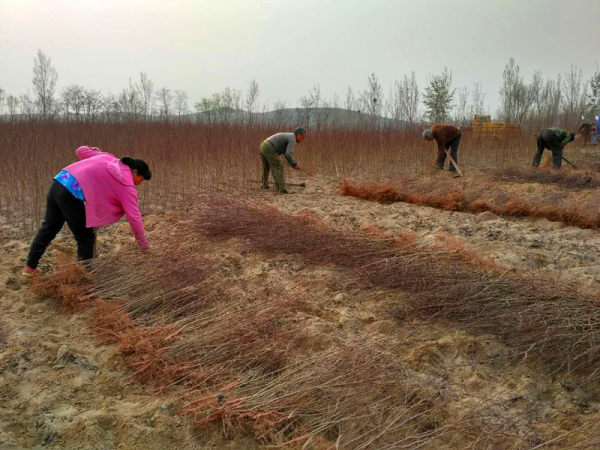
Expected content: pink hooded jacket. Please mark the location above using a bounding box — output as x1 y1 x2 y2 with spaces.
64 146 149 249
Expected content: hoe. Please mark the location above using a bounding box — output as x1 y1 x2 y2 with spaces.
444 149 463 177
561 156 578 169
253 180 307 187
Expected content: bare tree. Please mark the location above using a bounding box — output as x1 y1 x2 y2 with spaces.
83 89 103 119
423 67 455 123
529 70 544 116
245 79 260 123
329 94 345 127
118 80 144 118
217 94 227 122
544 76 562 124
220 87 242 122
136 72 154 117
498 58 535 123
468 82 486 117
359 73 383 122
195 97 217 124
295 85 328 127
174 90 189 118
272 99 287 127
308 85 325 127
0 87 5 115
61 85 86 120
330 93 340 109
231 88 243 122
297 92 314 127
156 87 173 119
32 49 58 116
60 88 72 119
318 98 332 127
498 58 520 122
387 83 403 124
527 72 562 125
345 86 357 111
400 72 420 123
587 71 600 116
6 95 19 117
561 65 586 125
101 93 120 121
19 94 35 117
453 86 469 124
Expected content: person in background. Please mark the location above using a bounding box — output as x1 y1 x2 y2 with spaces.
532 127 583 169
260 127 306 193
24 146 151 275
422 124 462 173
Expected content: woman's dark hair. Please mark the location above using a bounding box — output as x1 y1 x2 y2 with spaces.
120 156 152 180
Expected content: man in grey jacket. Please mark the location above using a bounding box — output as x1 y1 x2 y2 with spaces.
260 127 306 193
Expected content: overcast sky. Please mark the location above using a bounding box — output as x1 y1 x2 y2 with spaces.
1 0 599 114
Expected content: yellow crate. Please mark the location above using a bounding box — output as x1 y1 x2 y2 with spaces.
473 114 491 125
471 114 520 139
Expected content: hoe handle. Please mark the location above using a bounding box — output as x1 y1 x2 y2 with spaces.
561 156 578 169
253 180 306 187
443 149 464 177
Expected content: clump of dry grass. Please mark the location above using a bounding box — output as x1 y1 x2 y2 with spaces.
190 197 600 376
87 249 453 446
30 195 600 446
489 167 600 189
30 256 92 311
176 343 450 448
340 178 600 229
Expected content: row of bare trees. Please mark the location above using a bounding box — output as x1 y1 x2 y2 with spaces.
1 50 598 129
0 52 192 121
497 58 598 129
419 59 598 128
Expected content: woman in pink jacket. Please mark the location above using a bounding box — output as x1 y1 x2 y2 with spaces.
24 146 151 273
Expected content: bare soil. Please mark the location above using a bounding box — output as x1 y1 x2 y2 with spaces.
1 168 599 448
274 171 600 296
0 238 250 449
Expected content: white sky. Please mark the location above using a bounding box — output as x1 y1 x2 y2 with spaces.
1 0 599 114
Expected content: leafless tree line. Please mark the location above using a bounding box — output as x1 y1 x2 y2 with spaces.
1 50 598 129
498 57 598 128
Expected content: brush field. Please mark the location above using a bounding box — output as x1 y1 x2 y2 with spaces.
1 121 600 449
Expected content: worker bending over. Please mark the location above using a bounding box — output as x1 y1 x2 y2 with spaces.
260 127 306 194
532 127 582 169
24 146 151 275
422 124 461 173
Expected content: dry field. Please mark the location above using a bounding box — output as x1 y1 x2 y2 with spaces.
1 120 600 448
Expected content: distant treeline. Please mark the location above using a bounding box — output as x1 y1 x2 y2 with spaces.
1 51 599 130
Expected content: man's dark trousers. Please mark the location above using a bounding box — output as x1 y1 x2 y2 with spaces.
436 135 461 172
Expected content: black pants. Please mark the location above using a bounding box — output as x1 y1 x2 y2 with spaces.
26 180 95 269
533 129 563 169
436 135 461 172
